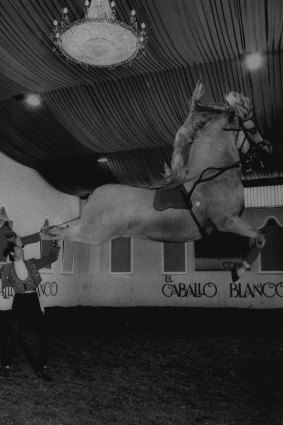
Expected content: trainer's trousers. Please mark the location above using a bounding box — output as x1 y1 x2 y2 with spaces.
1 292 48 368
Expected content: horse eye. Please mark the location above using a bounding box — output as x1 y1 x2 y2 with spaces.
248 128 257 135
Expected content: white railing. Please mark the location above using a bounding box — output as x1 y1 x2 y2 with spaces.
245 185 283 208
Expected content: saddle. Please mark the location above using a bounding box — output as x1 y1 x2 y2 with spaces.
154 185 191 211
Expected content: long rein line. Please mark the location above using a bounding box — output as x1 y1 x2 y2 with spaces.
48 216 81 229
186 162 240 199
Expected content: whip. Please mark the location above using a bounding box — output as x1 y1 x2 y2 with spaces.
47 216 81 229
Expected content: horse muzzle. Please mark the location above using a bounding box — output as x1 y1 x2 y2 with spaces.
256 139 272 151
241 139 272 173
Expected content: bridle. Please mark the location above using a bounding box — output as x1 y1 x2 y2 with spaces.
224 116 270 172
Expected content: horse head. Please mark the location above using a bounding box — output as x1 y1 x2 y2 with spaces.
225 92 271 173
164 82 271 185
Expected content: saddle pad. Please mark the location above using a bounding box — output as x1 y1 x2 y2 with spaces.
154 185 188 211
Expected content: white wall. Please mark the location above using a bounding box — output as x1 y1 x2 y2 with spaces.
77 208 283 309
0 153 81 310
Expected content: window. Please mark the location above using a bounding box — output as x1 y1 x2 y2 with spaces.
162 242 187 273
40 218 53 272
110 238 132 273
40 240 53 270
259 217 283 273
61 241 74 274
194 232 250 271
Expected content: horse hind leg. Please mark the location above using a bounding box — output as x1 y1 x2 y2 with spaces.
217 216 266 282
45 223 112 245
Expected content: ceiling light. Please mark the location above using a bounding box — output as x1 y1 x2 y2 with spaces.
97 156 109 163
51 0 148 68
243 52 264 71
25 94 41 107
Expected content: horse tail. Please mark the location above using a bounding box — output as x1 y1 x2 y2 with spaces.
160 161 175 186
161 82 204 186
163 162 171 179
190 79 204 110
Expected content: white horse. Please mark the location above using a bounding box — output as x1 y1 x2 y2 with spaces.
43 82 269 281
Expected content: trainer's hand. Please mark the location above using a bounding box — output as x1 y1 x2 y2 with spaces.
15 235 23 248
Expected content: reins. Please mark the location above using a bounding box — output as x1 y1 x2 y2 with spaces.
180 163 240 238
186 163 240 202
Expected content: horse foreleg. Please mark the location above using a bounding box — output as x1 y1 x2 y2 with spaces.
217 216 265 282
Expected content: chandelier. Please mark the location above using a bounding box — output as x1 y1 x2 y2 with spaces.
51 0 148 68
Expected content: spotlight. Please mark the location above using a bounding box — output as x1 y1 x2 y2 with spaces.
25 94 41 107
97 156 109 163
243 52 264 71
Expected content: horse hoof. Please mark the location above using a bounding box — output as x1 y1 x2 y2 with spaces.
231 267 239 283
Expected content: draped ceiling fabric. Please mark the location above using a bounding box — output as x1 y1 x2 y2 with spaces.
0 0 283 197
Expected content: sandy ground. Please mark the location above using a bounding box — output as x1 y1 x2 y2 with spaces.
0 307 283 425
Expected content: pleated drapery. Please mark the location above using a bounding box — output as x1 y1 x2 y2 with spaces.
0 0 282 195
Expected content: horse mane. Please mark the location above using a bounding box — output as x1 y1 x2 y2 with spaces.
225 92 253 121
163 81 252 185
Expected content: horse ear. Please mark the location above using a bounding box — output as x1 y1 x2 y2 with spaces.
190 79 205 109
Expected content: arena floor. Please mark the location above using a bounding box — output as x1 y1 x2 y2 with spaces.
1 307 283 425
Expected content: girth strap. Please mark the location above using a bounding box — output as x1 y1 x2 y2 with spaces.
177 186 206 238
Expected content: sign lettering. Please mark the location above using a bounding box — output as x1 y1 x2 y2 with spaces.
162 281 217 298
38 281 58 297
230 282 283 298
0 282 58 299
